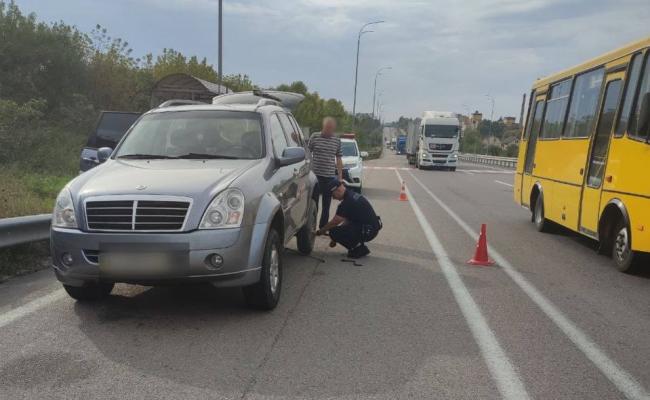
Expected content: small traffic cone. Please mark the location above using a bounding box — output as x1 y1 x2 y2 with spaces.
399 181 408 201
467 224 495 266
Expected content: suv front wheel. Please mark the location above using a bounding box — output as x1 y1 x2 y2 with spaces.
243 228 282 310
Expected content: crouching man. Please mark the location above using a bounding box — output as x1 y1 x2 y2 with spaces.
316 178 382 258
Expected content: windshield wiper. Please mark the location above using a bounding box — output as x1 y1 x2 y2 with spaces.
117 154 178 159
176 153 240 159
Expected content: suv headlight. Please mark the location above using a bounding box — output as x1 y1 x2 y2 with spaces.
52 188 78 228
200 188 245 229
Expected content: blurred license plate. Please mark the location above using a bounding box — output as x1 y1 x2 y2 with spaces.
99 252 173 276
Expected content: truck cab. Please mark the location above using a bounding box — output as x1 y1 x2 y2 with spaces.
416 111 460 171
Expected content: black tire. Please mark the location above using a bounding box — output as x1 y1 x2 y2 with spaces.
243 229 282 310
63 282 114 301
533 195 550 233
612 220 639 273
296 199 317 255
450 167 457 172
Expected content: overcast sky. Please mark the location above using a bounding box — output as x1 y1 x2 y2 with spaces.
16 0 650 121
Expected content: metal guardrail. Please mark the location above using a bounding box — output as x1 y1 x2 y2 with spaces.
0 214 51 249
459 153 518 169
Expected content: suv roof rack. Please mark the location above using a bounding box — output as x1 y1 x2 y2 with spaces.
212 91 305 111
158 99 206 108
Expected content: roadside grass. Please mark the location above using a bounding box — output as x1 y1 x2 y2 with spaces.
0 241 51 282
0 168 73 219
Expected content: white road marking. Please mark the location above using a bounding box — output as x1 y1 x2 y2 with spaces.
495 180 514 188
461 170 514 174
460 170 475 175
407 170 650 400
0 289 66 329
395 170 530 400
365 166 411 171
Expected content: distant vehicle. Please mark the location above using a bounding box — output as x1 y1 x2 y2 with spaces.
340 137 367 193
395 136 407 154
406 124 418 165
79 111 141 172
390 137 396 150
515 36 650 273
415 111 460 171
52 91 317 310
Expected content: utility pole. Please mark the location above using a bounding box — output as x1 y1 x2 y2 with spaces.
485 94 495 155
218 0 223 91
352 20 384 121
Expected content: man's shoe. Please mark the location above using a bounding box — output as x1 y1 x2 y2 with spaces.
348 245 370 259
329 240 336 248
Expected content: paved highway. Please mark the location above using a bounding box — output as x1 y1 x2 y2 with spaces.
1 152 649 399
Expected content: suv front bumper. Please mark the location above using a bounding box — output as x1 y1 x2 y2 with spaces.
51 225 264 288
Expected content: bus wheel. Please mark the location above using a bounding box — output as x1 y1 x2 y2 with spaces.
612 220 638 273
533 195 549 233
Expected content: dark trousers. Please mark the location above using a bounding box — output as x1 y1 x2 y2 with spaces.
315 175 335 229
329 223 363 250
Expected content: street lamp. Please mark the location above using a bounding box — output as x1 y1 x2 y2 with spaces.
485 94 495 155
372 66 391 119
352 20 384 119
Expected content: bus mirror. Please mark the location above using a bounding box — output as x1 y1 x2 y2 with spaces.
638 92 650 140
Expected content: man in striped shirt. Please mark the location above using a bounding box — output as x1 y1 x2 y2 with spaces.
309 117 343 229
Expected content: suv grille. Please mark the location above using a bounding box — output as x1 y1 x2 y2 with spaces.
85 200 190 231
429 143 453 151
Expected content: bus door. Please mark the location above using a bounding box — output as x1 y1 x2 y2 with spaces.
521 94 546 207
579 73 624 236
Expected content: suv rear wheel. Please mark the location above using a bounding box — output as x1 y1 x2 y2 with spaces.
243 228 282 310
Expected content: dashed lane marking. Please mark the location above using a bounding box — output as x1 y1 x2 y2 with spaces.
495 180 514 187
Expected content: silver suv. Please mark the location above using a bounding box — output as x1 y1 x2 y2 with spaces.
51 91 318 310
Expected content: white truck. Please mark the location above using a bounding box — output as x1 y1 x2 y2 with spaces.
415 111 460 171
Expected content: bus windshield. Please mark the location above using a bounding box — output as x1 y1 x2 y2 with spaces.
424 125 459 138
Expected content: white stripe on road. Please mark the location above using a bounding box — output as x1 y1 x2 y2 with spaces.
395 170 530 400
407 170 650 400
0 289 66 329
494 180 514 188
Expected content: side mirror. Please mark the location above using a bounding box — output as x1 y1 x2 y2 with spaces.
638 92 650 140
97 147 113 163
278 146 305 166
360 151 369 158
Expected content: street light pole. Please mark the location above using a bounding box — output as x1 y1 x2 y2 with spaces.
218 0 223 91
485 94 495 155
352 20 384 120
372 66 391 119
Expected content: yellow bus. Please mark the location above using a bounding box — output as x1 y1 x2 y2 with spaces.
515 37 650 272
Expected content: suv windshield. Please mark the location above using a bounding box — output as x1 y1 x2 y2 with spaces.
115 110 264 160
341 141 358 157
424 124 459 138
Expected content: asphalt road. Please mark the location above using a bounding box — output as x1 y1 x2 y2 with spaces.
1 152 649 399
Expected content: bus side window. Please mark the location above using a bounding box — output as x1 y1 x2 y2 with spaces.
522 90 536 139
564 68 605 138
615 53 644 137
628 52 650 141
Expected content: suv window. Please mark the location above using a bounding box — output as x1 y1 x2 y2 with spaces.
269 114 288 157
287 115 305 146
564 68 604 138
88 112 141 148
277 113 301 147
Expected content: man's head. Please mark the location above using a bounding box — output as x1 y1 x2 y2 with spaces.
327 178 346 200
321 117 337 136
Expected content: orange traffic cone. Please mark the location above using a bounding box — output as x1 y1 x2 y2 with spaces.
467 224 495 266
399 181 408 201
